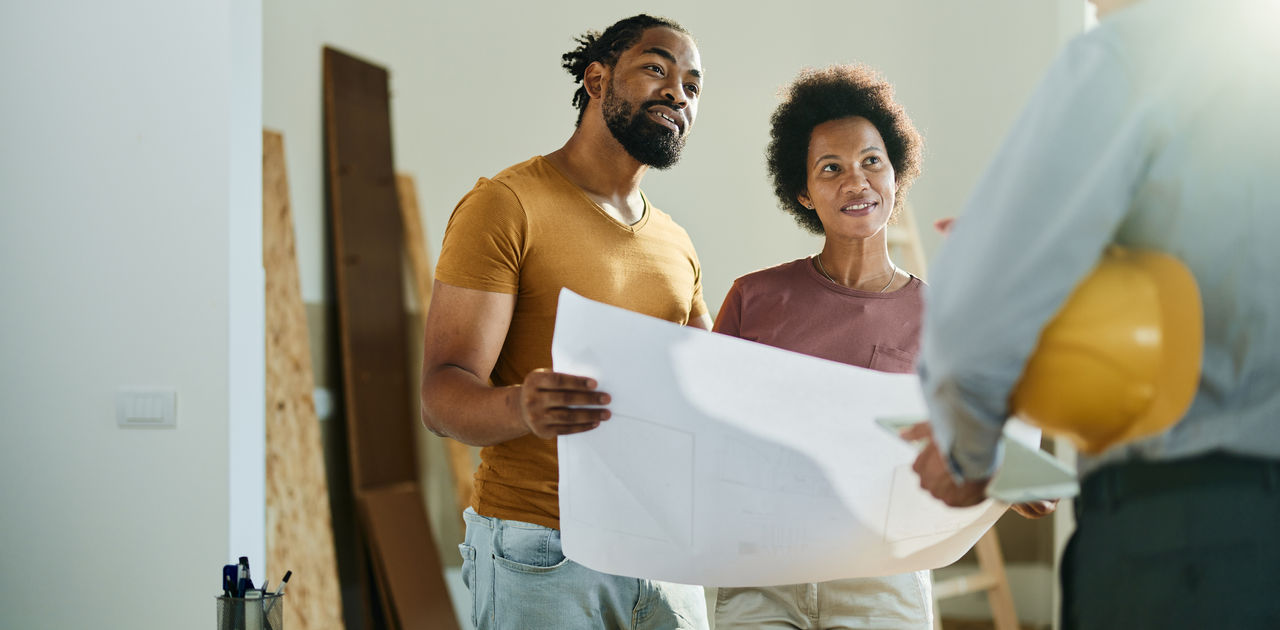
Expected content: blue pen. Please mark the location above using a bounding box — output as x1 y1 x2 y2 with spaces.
223 564 239 597
237 556 254 597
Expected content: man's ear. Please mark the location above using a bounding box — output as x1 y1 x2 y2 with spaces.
584 61 608 101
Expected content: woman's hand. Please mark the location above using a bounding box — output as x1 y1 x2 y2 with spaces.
1010 500 1058 519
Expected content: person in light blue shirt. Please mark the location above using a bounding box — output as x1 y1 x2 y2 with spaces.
910 0 1280 627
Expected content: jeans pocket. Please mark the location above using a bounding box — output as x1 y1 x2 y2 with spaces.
491 553 585 630
459 543 478 627
491 551 572 575
489 522 584 628
492 522 566 569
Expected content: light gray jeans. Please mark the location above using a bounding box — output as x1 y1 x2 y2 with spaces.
460 508 709 630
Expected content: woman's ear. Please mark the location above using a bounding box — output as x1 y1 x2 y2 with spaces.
797 191 813 210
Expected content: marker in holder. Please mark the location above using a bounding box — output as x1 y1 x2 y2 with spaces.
216 592 283 630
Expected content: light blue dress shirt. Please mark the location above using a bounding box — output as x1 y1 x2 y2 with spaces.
919 0 1280 480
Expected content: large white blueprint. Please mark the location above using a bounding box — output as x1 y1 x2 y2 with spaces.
552 290 1029 587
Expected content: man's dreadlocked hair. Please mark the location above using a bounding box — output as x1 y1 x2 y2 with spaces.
561 14 689 126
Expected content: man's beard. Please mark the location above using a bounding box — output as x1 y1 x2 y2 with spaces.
602 85 686 170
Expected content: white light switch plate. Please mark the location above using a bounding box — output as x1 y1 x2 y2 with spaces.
117 389 177 428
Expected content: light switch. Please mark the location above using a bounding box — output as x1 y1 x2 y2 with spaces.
313 387 334 421
117 389 177 428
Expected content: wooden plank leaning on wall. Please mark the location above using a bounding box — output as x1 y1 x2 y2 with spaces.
323 45 459 630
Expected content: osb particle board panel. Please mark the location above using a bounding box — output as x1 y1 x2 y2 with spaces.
263 129 345 630
396 173 477 518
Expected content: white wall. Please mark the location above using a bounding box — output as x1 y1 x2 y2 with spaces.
265 0 1080 314
0 0 263 627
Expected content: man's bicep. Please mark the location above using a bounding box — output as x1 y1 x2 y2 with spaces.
422 280 516 380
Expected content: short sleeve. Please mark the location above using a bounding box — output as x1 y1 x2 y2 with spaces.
435 178 527 294
712 280 744 338
689 252 708 321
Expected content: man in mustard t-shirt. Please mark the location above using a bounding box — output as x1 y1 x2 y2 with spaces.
420 14 711 630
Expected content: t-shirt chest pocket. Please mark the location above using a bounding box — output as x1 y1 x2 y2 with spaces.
869 344 916 374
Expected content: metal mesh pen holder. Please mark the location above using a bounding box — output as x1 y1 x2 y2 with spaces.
216 593 283 630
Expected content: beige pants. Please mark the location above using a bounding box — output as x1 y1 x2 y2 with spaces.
714 571 932 630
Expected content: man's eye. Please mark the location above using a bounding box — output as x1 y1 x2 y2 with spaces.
685 83 700 95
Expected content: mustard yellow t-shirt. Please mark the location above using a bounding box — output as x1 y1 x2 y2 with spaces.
435 156 707 530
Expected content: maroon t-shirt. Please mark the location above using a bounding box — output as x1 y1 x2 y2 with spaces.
713 257 924 373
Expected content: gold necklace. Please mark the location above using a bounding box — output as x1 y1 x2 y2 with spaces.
814 255 897 292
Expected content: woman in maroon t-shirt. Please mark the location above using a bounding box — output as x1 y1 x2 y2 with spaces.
712 63 934 630
713 63 925 374
712 65 1052 630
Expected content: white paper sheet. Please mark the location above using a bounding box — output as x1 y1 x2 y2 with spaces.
553 289 1029 587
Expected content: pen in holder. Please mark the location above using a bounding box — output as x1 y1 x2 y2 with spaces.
216 592 283 630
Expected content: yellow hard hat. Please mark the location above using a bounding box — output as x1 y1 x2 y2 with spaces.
1009 246 1203 454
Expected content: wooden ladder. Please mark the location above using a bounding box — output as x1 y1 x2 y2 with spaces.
888 206 1020 630
932 529 1020 630
887 202 930 279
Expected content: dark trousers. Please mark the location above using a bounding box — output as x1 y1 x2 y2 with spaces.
1061 452 1280 629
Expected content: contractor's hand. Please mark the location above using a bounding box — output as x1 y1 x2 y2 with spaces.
516 368 611 439
902 422 990 507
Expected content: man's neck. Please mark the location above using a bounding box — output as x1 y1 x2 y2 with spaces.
545 119 648 225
